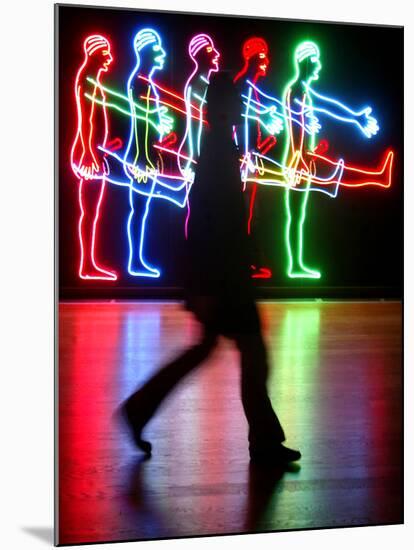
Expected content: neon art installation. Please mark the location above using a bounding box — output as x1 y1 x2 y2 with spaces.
70 32 394 282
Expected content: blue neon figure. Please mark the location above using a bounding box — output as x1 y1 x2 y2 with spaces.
123 29 186 278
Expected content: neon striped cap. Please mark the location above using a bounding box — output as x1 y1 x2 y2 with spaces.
295 41 320 63
242 37 268 60
189 34 213 58
84 35 109 56
134 29 160 52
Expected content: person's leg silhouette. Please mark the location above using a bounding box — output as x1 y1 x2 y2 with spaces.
235 331 285 447
122 329 218 454
232 302 300 464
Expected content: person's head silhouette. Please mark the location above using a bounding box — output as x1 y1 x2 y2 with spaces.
294 41 321 83
206 71 242 129
189 34 220 78
133 29 166 76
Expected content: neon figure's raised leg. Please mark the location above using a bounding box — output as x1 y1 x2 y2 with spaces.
78 178 117 281
127 182 161 278
282 149 393 280
308 149 394 189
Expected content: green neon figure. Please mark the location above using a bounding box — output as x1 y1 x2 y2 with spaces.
281 41 323 279
281 40 383 279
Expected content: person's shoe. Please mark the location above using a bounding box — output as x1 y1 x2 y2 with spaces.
250 444 301 465
119 395 152 456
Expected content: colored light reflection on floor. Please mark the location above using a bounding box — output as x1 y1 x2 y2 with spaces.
58 301 402 545
269 305 320 438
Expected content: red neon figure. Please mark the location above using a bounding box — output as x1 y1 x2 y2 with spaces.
70 35 117 281
234 37 274 279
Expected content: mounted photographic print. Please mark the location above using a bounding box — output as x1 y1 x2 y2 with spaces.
56 3 403 546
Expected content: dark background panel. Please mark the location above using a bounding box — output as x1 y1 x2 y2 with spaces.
57 5 403 298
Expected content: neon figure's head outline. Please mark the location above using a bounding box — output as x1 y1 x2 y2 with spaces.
188 33 220 80
82 34 113 77
243 37 269 78
133 28 166 77
294 41 322 84
234 37 270 83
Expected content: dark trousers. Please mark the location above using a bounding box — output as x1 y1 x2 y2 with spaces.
127 322 285 449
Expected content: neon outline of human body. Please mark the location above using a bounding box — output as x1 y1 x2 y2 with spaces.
281 40 393 279
124 29 188 278
234 37 283 279
177 34 220 237
70 34 117 281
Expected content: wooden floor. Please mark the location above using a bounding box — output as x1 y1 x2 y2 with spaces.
58 300 403 545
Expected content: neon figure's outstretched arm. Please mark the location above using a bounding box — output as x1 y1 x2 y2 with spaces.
246 79 284 110
242 95 278 115
86 77 173 135
137 75 186 108
245 80 320 135
143 94 206 124
88 74 205 127
242 82 284 135
136 74 208 124
85 92 164 130
89 75 173 114
238 84 281 174
86 80 160 117
87 77 157 115
242 112 283 134
88 76 208 133
297 85 379 138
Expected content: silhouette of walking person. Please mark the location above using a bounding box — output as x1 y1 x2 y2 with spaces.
121 72 301 465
